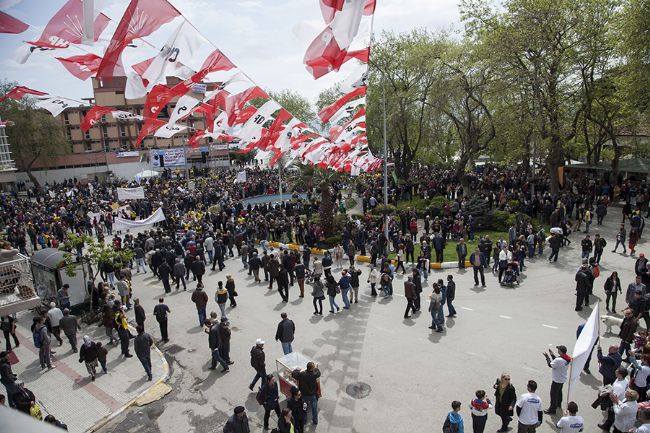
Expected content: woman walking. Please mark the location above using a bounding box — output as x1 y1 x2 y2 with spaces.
604 271 622 313
311 276 325 315
278 407 295 433
225 274 237 308
78 335 99 381
493 373 516 433
326 275 340 314
334 244 344 269
215 282 228 319
260 374 281 431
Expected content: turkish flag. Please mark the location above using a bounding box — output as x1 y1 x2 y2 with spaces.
0 85 48 103
200 49 236 73
56 54 103 81
0 11 29 34
80 106 114 132
97 0 181 79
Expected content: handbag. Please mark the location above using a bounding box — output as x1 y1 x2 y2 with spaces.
336 286 341 294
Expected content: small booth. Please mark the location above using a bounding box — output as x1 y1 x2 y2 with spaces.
0 251 40 316
30 248 90 312
275 351 314 398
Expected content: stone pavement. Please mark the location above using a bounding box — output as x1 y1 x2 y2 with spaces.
89 205 649 433
6 309 168 433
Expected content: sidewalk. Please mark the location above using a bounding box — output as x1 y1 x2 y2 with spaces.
6 311 168 433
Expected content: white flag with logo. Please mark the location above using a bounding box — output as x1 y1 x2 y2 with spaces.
35 96 79 116
154 123 187 138
142 21 203 87
168 94 200 126
237 100 281 143
274 118 302 152
330 97 366 124
570 302 599 383
234 170 247 184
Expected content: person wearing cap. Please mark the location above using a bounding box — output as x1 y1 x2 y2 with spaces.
248 339 266 391
543 346 571 414
223 406 249 433
47 302 64 346
59 308 81 353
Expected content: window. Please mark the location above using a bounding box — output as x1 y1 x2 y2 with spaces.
85 141 92 151
101 115 107 123
119 124 126 137
102 125 108 139
84 131 91 140
66 129 72 141
63 112 69 125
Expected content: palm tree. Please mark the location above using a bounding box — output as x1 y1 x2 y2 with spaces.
288 163 341 237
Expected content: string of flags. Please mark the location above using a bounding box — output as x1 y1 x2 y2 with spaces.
0 0 382 174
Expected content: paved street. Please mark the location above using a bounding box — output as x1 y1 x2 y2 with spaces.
92 207 643 433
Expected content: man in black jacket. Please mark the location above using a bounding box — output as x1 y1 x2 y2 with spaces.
291 362 321 426
218 318 234 365
0 351 18 408
208 318 229 372
275 313 296 355
11 380 36 414
575 264 591 311
548 233 562 262
248 339 266 391
223 406 250 433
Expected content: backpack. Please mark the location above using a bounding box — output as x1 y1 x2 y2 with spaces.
255 385 265 405
442 415 458 433
33 328 43 348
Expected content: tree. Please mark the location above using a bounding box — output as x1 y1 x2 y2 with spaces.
269 89 318 130
0 80 69 190
367 29 448 180
619 0 650 116
289 164 340 237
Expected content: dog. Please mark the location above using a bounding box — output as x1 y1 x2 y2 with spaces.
601 315 624 333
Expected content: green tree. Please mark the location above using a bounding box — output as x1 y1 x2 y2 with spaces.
269 89 318 130
289 164 340 236
0 80 69 190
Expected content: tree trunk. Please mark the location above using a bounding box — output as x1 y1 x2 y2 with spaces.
611 138 621 184
319 184 336 237
24 168 41 192
454 153 471 189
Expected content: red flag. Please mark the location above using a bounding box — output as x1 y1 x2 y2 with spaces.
143 84 171 119
0 11 29 34
268 150 286 167
200 49 236 73
318 87 366 123
320 0 375 24
56 53 102 80
304 32 369 79
0 85 48 103
188 129 206 147
80 106 114 131
135 118 167 146
233 105 257 125
329 107 365 141
226 87 269 125
31 1 110 48
97 0 181 79
257 109 292 151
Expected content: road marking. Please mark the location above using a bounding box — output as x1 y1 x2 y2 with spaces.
542 324 558 329
461 307 474 311
498 315 512 319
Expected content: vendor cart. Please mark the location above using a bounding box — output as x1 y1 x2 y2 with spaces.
275 351 313 398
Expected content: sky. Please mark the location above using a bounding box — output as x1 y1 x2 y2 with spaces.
0 0 461 107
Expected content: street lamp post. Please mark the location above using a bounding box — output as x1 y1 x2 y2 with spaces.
381 79 389 242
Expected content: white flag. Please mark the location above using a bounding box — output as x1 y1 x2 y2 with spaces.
168 94 200 126
212 111 230 135
237 100 281 143
142 21 203 87
117 187 145 200
340 62 369 93
125 71 148 99
274 118 302 152
154 123 187 138
570 302 600 383
35 96 79 116
329 97 366 124
234 171 247 184
112 110 143 121
330 0 366 48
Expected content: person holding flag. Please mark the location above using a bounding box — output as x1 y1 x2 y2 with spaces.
543 345 571 415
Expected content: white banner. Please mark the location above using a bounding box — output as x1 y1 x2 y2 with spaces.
238 100 281 143
234 171 247 184
151 149 186 167
117 187 145 200
167 94 200 126
35 96 79 116
570 302 600 383
113 207 166 230
154 123 187 138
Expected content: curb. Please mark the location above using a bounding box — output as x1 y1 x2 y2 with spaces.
87 326 171 432
262 241 470 269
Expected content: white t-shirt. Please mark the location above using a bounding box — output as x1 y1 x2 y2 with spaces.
613 400 638 432
204 237 214 251
637 423 650 433
516 392 542 425
556 415 584 433
550 357 570 383
612 378 629 401
47 308 64 327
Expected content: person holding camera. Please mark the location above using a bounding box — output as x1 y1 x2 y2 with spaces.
493 373 516 432
543 346 571 415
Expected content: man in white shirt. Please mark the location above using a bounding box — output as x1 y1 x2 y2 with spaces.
612 389 638 433
204 235 215 263
544 345 571 414
556 401 584 433
599 367 630 432
516 379 543 433
46 302 64 345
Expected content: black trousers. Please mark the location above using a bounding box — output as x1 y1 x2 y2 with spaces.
158 319 168 340
278 284 289 301
435 250 443 263
549 248 559 262
473 266 485 286
313 297 323 314
549 381 563 411
404 298 415 318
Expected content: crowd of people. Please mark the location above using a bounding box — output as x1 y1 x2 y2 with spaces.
1 164 650 432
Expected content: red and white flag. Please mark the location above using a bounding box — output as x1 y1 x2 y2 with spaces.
304 35 370 79
135 118 166 146
319 0 376 24
318 86 366 122
329 107 365 141
56 53 102 81
0 85 47 103
154 123 187 138
329 95 366 124
33 0 109 49
200 49 236 74
97 0 181 79
80 105 113 131
167 94 201 126
141 21 204 87
237 100 281 143
0 11 29 34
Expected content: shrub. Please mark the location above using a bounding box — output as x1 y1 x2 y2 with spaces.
320 235 342 248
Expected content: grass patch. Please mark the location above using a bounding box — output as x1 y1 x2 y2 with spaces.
387 230 508 262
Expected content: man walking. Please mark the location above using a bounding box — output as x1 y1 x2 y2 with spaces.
612 225 627 254
173 258 187 291
34 316 54 369
191 284 209 327
456 238 467 269
153 297 170 343
548 232 562 262
223 406 250 433
404 276 416 319
446 275 457 317
134 326 154 381
134 298 146 329
543 346 571 415
594 234 607 264
515 380 543 433
291 362 321 427
581 235 593 260
47 302 64 346
208 317 229 372
275 313 296 355
218 317 234 365
59 308 81 353
470 248 486 287
248 339 266 390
